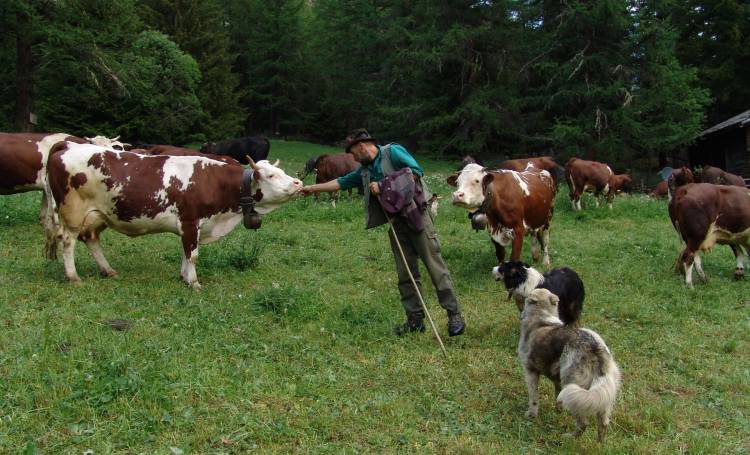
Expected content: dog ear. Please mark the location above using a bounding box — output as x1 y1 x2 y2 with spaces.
548 293 560 306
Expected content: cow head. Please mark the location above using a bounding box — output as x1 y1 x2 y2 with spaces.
248 158 302 214
297 156 318 180
85 135 129 151
448 163 488 210
200 142 216 154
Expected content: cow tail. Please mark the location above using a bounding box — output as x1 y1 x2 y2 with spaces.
557 353 621 417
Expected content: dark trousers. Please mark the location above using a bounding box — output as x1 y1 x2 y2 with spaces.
387 211 460 317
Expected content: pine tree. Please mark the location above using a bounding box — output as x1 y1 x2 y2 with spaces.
139 0 245 141
223 0 307 136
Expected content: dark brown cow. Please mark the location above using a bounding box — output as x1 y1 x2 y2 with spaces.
448 163 556 265
608 173 632 196
47 142 302 288
499 156 563 185
649 180 668 198
298 153 359 207
565 158 627 210
696 165 746 187
0 132 87 258
668 181 750 287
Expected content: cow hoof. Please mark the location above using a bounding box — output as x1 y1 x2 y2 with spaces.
101 269 118 278
189 282 202 291
525 410 538 419
68 277 83 286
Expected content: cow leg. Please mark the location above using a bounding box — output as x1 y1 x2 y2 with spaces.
492 239 505 264
180 222 201 289
530 233 540 262
40 191 58 261
510 226 526 262
731 244 746 280
538 228 551 267
60 227 81 284
681 248 696 288
693 254 707 283
331 190 338 209
606 190 614 209
82 230 117 278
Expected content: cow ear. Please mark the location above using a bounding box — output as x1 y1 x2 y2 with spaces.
481 173 494 193
446 174 458 187
253 170 262 181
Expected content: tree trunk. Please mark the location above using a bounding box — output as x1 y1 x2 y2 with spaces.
15 7 32 132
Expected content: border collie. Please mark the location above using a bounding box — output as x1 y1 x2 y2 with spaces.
492 261 584 325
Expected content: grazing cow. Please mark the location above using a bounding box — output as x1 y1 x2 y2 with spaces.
649 180 668 198
668 180 750 287
500 156 564 185
0 132 87 258
565 158 628 210
200 135 270 165
608 173 632 196
696 165 746 187
47 143 301 288
298 153 359 207
448 163 556 265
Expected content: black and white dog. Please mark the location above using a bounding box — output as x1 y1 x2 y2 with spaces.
492 261 584 325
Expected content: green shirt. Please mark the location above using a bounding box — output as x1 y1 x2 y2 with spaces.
337 143 424 191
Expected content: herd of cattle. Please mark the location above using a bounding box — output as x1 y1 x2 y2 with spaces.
445 155 750 288
1 131 749 289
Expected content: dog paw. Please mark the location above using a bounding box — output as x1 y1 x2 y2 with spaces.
525 409 538 419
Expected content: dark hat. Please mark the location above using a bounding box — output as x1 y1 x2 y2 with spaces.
345 128 377 153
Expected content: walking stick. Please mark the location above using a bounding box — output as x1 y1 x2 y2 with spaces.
377 196 448 358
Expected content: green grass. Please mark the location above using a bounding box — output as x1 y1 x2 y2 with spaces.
0 139 748 454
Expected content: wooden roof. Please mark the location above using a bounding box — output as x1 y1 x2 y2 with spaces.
699 109 750 138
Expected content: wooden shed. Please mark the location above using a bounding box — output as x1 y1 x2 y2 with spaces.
689 109 750 179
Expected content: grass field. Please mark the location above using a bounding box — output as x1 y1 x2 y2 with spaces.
1 140 748 454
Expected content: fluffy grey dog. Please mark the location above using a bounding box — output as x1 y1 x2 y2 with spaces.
518 288 621 441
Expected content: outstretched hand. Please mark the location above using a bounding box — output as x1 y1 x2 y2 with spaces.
300 186 317 196
369 182 380 196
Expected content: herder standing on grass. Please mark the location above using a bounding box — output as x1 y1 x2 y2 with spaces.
301 129 465 337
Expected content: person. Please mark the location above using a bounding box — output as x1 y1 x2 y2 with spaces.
301 129 465 337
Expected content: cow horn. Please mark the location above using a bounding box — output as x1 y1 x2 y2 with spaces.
246 155 258 169
112 135 120 141
273 159 280 167
84 136 91 141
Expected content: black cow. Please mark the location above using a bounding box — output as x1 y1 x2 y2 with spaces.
200 136 270 165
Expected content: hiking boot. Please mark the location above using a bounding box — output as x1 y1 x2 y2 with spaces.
393 314 426 336
447 311 465 337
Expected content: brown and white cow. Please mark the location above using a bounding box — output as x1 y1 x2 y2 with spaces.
696 165 746 187
668 181 750 287
499 156 563 185
298 153 359 207
0 132 88 258
47 142 302 288
565 158 628 210
448 163 556 265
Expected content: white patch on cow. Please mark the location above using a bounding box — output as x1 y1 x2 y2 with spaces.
509 171 530 196
200 211 243 244
162 156 216 191
491 226 515 246
698 222 750 252
34 133 72 188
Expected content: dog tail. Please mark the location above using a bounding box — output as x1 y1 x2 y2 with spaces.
557 355 621 417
